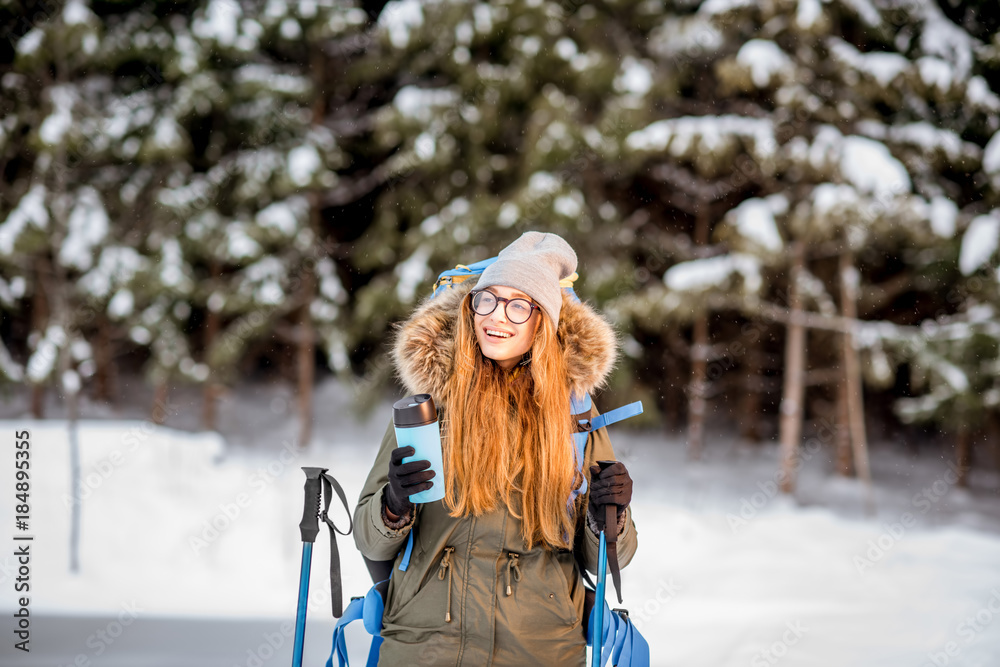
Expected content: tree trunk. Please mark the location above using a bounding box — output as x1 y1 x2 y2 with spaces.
30 256 50 418
296 47 326 449
839 246 875 513
686 202 711 459
835 372 854 476
51 255 81 574
988 412 1000 477
202 383 219 430
67 382 81 574
955 426 971 488
779 242 807 493
202 260 222 430
45 47 83 572
152 381 169 425
662 339 682 431
297 270 316 448
93 313 115 404
739 329 762 443
687 314 708 459
30 384 45 419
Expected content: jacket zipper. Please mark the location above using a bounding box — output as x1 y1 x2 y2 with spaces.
504 552 521 596
438 546 456 623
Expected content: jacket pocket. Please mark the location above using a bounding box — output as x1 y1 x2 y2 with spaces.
502 550 579 633
384 545 455 631
547 553 582 627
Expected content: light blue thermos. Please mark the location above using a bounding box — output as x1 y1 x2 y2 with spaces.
392 394 446 503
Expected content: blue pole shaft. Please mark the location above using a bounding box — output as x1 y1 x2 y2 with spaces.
591 530 607 667
292 543 313 667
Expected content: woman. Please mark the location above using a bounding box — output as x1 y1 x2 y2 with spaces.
354 231 638 666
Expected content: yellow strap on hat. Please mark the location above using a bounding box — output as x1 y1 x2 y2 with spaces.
560 272 578 288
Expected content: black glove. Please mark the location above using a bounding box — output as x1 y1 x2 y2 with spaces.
385 446 435 518
587 461 633 527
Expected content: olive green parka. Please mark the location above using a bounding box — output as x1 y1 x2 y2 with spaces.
354 284 638 667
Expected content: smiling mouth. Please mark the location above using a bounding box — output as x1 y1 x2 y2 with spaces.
484 328 514 339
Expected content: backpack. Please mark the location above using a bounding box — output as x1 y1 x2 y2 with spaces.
327 259 646 667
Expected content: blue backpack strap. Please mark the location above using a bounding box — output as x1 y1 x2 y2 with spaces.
561 276 580 303
569 395 644 502
629 619 650 666
569 392 593 502
601 604 620 666
366 636 383 667
326 586 382 667
329 509 417 666
611 610 631 665
329 532 413 666
589 401 643 432
327 597 364 667
587 601 650 667
362 583 387 635
328 583 389 667
432 257 497 297
575 394 648 667
398 530 415 572
433 257 580 299
616 609 650 667
570 392 593 419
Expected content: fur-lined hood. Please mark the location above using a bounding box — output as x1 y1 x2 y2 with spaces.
392 282 617 402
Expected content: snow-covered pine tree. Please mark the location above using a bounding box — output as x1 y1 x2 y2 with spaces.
341 0 668 389
4 1 375 445
607 0 999 491
152 0 365 443
881 210 1000 485
0 0 153 572
3 0 997 478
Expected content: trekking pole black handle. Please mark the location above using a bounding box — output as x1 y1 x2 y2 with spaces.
596 460 623 604
299 467 326 543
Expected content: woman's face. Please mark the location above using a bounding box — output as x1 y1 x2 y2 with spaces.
472 285 541 370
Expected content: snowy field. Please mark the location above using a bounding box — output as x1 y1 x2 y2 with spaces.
2 378 1000 666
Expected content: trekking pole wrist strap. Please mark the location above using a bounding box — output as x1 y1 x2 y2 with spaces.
300 467 353 618
320 471 352 618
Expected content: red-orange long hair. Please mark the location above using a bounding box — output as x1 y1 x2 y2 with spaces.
440 295 578 550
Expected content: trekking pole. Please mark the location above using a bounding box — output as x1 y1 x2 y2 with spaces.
293 467 324 667
591 506 612 667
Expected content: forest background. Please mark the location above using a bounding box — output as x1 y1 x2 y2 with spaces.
4 1 1000 665
2 0 1000 495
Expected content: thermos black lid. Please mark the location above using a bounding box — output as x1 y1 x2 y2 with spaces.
392 394 437 427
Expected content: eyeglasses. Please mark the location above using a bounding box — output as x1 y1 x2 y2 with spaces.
469 290 539 324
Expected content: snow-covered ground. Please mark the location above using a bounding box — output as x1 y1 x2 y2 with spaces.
2 377 1000 666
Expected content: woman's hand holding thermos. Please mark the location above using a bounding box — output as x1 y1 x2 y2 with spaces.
385 446 436 518
385 394 446 520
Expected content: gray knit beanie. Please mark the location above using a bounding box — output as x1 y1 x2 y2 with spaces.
475 231 578 328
